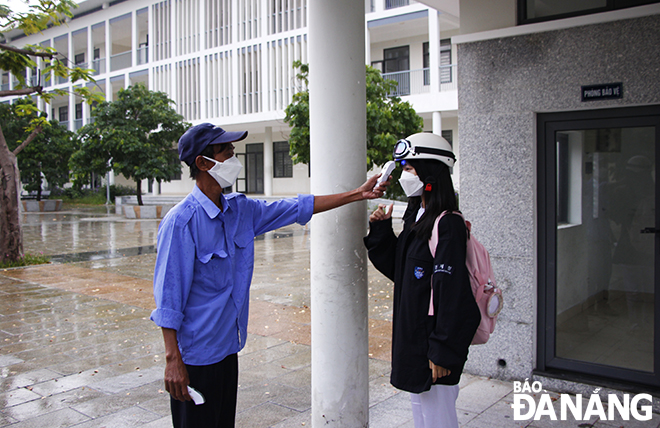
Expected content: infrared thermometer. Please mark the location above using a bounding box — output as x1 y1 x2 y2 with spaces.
375 161 396 188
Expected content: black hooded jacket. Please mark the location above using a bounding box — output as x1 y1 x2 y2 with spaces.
364 204 480 393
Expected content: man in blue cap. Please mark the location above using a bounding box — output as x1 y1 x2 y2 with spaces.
151 123 389 427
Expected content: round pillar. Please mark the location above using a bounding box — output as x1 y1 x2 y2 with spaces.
433 111 443 135
308 0 368 426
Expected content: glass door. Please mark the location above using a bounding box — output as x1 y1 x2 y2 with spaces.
539 106 660 387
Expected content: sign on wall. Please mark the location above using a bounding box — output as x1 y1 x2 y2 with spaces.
581 83 623 101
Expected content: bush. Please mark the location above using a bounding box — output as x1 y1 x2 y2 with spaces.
109 184 137 200
50 185 138 205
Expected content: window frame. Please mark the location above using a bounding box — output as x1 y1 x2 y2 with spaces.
518 0 660 25
273 141 293 178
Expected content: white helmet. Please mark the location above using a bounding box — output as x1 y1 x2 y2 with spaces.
393 133 455 168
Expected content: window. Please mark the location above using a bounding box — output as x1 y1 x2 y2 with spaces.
422 40 452 86
58 106 68 122
274 141 293 178
385 0 409 9
383 46 410 96
519 0 660 24
440 39 452 84
75 103 83 120
75 53 85 65
441 130 453 146
169 149 181 180
423 42 429 86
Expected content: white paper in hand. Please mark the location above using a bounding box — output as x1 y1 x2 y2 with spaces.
187 386 205 405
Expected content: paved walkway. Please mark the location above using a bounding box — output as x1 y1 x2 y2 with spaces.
0 206 658 427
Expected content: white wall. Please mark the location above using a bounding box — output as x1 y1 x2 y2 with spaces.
459 0 515 34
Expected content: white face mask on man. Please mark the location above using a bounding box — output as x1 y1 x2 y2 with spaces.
202 155 243 188
399 170 424 197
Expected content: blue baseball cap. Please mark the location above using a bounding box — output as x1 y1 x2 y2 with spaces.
178 123 248 166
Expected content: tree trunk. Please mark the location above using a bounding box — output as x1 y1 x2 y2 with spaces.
0 127 23 263
136 180 143 206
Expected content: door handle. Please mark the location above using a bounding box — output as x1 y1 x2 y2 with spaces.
640 227 658 234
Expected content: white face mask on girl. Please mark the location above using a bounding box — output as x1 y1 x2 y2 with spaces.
202 155 243 188
399 170 424 197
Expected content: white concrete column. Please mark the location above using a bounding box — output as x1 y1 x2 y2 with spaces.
105 18 111 72
85 28 93 125
231 0 239 115
264 127 273 197
67 33 74 132
365 26 371 65
131 10 137 69
68 88 75 132
309 1 369 427
148 5 154 90
428 8 440 95
433 111 442 135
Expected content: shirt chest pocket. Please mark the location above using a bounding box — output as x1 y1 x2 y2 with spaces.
233 231 254 272
195 249 230 292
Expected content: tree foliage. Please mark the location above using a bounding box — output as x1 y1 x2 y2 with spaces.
284 61 423 171
0 99 76 199
70 83 190 205
0 0 101 263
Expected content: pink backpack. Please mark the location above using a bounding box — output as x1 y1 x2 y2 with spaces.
428 211 503 345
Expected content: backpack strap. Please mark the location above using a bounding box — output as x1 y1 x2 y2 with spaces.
428 211 465 316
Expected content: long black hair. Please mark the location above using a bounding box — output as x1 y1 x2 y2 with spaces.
406 158 458 241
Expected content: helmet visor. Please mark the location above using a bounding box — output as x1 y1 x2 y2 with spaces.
393 139 411 160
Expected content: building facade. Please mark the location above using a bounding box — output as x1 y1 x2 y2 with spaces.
441 0 660 394
3 0 460 197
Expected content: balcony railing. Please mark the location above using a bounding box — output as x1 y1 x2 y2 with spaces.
110 51 131 72
74 119 83 130
383 64 456 96
1 83 8 91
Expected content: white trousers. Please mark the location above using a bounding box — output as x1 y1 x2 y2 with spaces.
410 384 460 428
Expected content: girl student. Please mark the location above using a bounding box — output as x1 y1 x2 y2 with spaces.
364 133 481 428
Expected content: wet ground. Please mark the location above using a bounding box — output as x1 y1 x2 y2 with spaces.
2 205 658 427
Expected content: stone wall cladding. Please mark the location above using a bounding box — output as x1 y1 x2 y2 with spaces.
456 14 660 381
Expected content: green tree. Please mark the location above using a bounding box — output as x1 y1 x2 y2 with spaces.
284 61 423 197
0 0 101 263
0 99 76 200
70 83 189 205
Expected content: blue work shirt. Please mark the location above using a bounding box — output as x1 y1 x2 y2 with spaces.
151 185 314 366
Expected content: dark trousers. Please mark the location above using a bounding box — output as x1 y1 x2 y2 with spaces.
171 353 239 428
